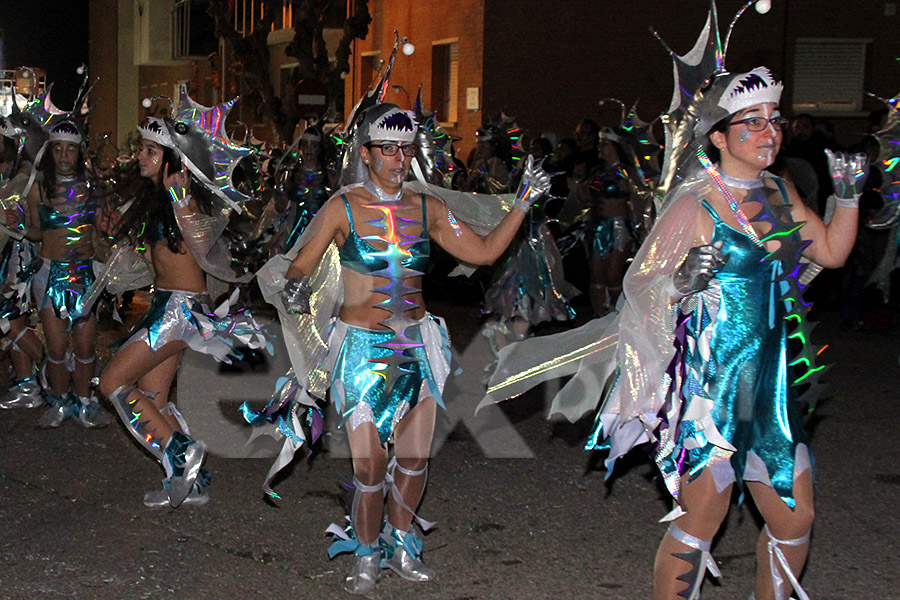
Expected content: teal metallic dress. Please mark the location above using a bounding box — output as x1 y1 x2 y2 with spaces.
327 193 448 444
662 197 808 506
245 189 452 488
586 175 817 510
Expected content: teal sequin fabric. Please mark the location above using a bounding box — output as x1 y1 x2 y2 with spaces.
331 322 436 444
671 198 807 507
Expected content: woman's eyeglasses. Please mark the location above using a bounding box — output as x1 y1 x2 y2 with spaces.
729 116 790 132
366 142 418 157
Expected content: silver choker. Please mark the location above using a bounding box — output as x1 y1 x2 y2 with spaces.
364 180 403 203
719 169 764 190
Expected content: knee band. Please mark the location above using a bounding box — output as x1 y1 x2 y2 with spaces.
9 327 29 352
393 461 428 478
46 352 70 366
74 352 97 365
763 525 811 600
667 523 721 600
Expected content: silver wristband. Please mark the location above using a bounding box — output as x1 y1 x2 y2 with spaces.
835 194 860 209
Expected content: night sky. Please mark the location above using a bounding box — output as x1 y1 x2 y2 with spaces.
0 0 90 109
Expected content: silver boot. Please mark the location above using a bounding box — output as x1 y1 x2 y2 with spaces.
382 525 435 582
37 393 71 428
343 548 381 596
143 478 210 508
73 394 112 428
0 378 44 409
162 431 207 508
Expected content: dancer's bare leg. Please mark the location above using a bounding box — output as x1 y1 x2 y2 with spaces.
653 469 733 600
41 308 72 395
7 317 41 377
71 315 97 397
346 419 389 546
748 469 815 600
388 396 437 531
601 248 630 308
587 253 608 315
99 340 188 444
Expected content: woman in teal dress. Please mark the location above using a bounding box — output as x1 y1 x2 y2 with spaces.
590 67 866 600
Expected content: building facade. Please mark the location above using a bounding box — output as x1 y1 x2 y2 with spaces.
89 1 900 156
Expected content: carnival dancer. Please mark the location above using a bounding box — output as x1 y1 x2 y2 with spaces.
481 197 577 350
483 7 866 597
253 102 548 595
21 119 113 428
96 98 267 508
279 125 337 251
618 64 866 600
577 127 639 316
0 116 44 410
481 135 576 347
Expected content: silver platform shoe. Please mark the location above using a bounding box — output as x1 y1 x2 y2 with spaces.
0 378 43 409
343 548 381 596
73 394 112 428
162 431 207 508
382 525 434 582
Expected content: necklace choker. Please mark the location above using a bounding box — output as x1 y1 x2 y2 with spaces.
719 169 764 189
364 180 403 203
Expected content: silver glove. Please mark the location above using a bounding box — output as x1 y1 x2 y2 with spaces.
167 184 191 209
673 244 725 296
282 275 312 314
512 155 551 213
825 149 868 205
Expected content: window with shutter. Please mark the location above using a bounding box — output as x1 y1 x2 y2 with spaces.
792 38 869 115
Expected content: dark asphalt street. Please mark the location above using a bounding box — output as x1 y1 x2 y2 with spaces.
1 296 898 599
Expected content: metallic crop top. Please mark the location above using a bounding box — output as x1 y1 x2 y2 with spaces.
38 176 97 231
337 193 430 275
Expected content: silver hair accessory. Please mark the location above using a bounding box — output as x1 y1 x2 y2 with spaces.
717 67 783 116
597 126 622 145
364 106 417 144
137 117 173 148
654 0 771 195
300 127 322 143
48 120 84 145
161 84 253 212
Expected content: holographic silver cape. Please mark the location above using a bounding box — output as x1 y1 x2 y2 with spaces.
483 171 723 418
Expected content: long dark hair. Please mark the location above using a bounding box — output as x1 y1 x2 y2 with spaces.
116 145 188 254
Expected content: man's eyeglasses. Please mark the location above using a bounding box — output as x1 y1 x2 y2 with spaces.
366 142 418 157
729 116 790 132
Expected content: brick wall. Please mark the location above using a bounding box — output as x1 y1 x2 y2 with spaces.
346 0 485 159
